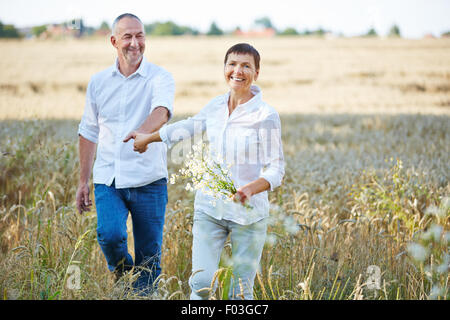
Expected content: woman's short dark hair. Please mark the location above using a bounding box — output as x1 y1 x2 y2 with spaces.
224 43 260 70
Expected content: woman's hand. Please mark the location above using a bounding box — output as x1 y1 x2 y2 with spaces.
233 178 271 207
233 186 253 205
134 133 152 153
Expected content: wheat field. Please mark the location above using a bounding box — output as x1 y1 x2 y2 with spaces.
0 36 449 300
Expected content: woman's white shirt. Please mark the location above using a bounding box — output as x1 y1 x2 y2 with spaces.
159 85 284 225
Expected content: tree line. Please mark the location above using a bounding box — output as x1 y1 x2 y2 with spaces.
0 21 21 38
0 17 448 39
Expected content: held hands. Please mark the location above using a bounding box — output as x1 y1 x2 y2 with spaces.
123 131 152 153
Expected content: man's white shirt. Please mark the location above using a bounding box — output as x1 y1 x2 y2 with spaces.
78 58 175 188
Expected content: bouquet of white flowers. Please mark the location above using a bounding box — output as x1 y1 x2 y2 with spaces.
170 142 252 209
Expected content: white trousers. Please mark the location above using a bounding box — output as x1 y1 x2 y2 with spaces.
189 210 268 300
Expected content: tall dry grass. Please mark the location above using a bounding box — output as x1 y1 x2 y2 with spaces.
0 114 448 299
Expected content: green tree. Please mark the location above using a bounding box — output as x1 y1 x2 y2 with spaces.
254 16 274 29
99 21 110 31
388 24 401 37
0 21 21 38
145 21 198 36
144 23 157 34
155 22 180 35
314 27 326 36
365 27 378 37
279 27 299 36
207 22 223 36
31 25 47 38
301 29 312 36
153 22 180 35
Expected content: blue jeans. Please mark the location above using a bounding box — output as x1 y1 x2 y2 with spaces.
94 178 167 294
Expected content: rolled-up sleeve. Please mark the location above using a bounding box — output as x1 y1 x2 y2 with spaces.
259 112 285 191
78 78 99 143
150 70 175 120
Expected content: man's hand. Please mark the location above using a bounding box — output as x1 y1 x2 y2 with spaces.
123 107 168 153
123 131 137 143
123 131 152 153
76 182 92 214
77 135 96 214
133 133 152 153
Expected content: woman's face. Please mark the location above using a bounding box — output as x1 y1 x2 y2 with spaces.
224 53 259 93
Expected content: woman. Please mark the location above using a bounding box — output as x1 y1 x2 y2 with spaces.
125 43 284 299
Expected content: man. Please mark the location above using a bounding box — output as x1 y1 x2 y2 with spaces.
76 13 174 295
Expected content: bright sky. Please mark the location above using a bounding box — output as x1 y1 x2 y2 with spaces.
1 0 449 38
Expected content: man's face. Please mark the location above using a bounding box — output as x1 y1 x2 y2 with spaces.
111 17 145 66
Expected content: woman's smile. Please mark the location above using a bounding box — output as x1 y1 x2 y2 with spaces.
224 53 259 92
230 76 245 82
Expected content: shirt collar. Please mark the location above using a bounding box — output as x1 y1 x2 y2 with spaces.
112 57 149 78
223 85 262 111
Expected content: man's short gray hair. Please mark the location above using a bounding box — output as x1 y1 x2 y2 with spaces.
111 13 144 36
